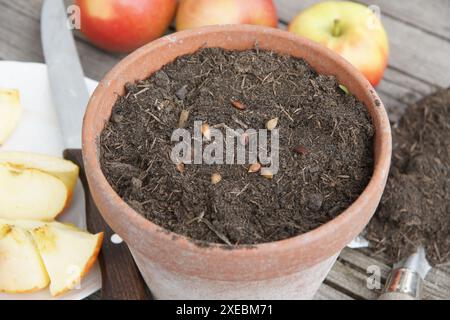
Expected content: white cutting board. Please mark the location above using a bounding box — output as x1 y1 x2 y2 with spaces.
0 61 102 300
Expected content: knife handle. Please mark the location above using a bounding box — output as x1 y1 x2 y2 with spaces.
64 149 151 300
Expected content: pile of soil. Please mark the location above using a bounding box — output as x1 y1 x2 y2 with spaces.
367 89 450 265
100 48 374 245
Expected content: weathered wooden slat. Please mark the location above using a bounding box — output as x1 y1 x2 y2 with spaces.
423 268 450 300
357 0 450 41
274 0 450 87
340 248 390 279
0 0 43 18
381 68 438 99
325 259 379 300
374 67 440 122
314 283 353 300
0 1 44 61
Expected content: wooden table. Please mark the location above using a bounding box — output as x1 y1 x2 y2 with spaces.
0 0 449 300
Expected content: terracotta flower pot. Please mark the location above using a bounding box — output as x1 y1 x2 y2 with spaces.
83 25 392 299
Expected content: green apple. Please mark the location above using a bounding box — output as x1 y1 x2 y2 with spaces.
289 1 389 86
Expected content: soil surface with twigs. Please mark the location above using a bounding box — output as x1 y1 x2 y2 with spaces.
367 89 450 266
100 48 374 246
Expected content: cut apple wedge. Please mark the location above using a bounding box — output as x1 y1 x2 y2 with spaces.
0 164 68 220
0 219 103 296
0 152 79 198
29 224 103 297
0 88 22 145
0 223 50 293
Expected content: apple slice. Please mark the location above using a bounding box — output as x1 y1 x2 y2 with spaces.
29 224 103 297
0 164 68 220
0 89 22 145
0 152 79 199
0 223 50 293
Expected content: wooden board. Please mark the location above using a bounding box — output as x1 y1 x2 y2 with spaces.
0 0 449 300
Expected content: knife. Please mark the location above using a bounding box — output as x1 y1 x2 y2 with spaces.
40 0 150 300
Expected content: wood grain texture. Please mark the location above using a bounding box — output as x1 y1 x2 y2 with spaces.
314 283 353 300
356 0 450 41
325 259 380 300
0 0 448 300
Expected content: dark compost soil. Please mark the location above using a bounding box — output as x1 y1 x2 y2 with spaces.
367 89 450 265
100 48 374 245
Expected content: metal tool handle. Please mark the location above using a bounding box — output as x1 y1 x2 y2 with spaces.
64 149 151 300
378 268 423 300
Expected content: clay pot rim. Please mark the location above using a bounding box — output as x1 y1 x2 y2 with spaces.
83 24 391 258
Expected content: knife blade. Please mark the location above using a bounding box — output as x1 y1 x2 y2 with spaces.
40 0 150 300
41 0 88 149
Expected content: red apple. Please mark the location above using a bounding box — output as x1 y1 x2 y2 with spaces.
176 0 278 31
77 0 177 53
288 1 389 87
